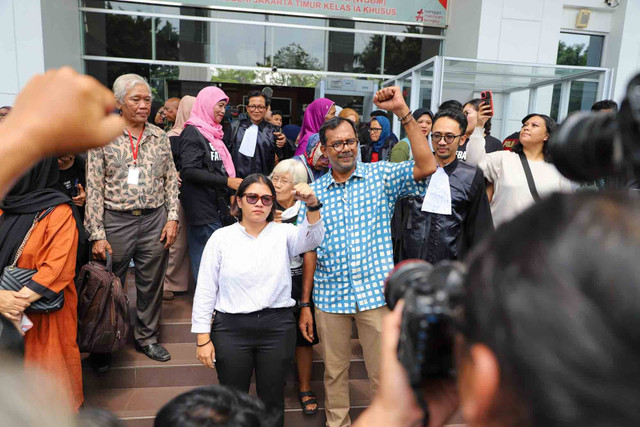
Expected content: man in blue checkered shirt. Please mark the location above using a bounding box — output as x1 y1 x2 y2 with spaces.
297 86 438 427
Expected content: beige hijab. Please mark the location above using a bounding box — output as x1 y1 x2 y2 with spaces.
167 95 196 137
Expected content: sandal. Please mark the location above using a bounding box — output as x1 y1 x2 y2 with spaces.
298 391 319 415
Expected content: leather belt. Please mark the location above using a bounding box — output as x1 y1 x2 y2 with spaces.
108 207 159 216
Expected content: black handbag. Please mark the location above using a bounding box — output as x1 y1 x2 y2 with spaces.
0 208 64 313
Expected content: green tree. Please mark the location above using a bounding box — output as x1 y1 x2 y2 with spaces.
211 68 259 84
354 27 432 75
256 43 322 87
556 41 587 66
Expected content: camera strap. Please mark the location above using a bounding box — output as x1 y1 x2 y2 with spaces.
518 152 541 202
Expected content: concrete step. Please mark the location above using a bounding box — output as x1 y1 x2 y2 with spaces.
82 339 366 390
85 380 371 427
85 381 465 427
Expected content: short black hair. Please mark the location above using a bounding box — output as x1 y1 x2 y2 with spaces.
438 100 463 111
319 117 358 146
591 99 618 112
247 90 270 107
154 385 273 427
433 108 468 135
369 110 388 118
271 110 283 117
463 192 640 427
230 174 277 222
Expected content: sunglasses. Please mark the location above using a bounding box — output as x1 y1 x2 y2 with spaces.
242 193 274 206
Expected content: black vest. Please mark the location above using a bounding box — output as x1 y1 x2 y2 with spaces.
394 159 491 263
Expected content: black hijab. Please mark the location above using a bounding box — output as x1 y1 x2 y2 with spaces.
0 158 85 269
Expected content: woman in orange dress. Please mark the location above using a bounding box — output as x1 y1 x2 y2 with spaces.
0 158 84 410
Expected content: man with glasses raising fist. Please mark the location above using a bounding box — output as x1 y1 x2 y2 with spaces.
296 87 438 427
397 108 493 264
224 90 290 178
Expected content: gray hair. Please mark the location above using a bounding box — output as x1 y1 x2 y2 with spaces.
112 73 152 104
271 159 308 185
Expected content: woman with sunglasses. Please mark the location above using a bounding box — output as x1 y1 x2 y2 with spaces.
191 173 324 427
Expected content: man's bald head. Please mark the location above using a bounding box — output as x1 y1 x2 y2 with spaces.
163 97 181 123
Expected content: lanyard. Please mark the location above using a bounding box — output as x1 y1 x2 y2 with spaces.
127 125 145 166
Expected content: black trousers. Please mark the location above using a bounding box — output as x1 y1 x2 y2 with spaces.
212 308 296 427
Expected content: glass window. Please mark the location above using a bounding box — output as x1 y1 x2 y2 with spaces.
557 32 604 67
383 29 440 75
84 12 151 59
552 32 605 118
212 22 272 67
271 28 325 71
328 21 383 74
85 60 150 90
155 18 210 63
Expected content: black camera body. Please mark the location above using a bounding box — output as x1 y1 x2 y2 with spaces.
385 260 466 389
549 72 640 183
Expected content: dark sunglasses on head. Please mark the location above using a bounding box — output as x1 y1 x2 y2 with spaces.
242 193 274 206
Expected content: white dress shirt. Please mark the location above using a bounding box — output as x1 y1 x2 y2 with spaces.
191 218 324 333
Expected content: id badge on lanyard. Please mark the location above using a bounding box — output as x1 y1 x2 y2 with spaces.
127 126 145 186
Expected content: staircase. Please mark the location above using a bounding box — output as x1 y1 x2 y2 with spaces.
83 271 465 426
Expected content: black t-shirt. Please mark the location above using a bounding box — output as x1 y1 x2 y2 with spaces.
179 125 230 226
57 157 86 199
169 135 182 171
456 134 503 161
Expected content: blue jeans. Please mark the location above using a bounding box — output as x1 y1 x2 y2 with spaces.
187 221 222 282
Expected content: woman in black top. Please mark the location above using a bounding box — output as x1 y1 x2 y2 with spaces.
179 87 243 280
164 95 196 299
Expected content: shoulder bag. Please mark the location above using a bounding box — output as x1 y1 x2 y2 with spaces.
518 152 541 202
0 207 64 313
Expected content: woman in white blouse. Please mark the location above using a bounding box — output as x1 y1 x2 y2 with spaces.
466 105 575 226
191 173 324 427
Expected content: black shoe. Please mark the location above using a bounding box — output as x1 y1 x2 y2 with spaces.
88 353 112 374
135 343 171 362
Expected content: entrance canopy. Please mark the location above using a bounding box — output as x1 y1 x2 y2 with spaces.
381 56 612 139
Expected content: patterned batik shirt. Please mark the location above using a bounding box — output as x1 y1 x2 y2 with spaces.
297 161 427 313
85 123 179 241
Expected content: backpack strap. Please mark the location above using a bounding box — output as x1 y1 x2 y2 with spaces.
518 151 541 202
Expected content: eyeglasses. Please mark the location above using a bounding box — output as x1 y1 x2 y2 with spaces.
242 193 274 206
271 176 292 186
431 133 463 144
327 139 358 152
369 127 382 133
247 105 267 111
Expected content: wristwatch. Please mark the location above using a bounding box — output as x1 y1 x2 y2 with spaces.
307 201 323 212
300 302 311 308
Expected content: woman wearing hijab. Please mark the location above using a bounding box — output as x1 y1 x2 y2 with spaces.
282 124 301 144
0 158 85 410
294 98 336 156
294 133 330 183
390 108 433 163
179 87 243 281
362 115 394 162
163 96 196 300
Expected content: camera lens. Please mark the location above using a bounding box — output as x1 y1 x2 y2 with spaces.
384 260 432 310
549 111 621 181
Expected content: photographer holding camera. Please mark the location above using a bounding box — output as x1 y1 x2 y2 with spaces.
355 191 640 427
